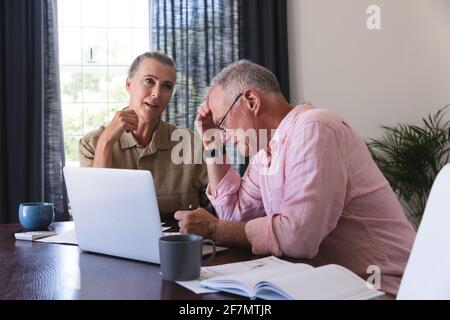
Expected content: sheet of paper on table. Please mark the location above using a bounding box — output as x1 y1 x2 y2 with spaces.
35 224 172 245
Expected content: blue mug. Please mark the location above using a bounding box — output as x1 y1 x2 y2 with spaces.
18 202 55 231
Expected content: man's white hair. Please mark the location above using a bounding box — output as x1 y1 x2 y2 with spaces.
204 60 282 100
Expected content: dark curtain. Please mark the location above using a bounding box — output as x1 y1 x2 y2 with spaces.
151 0 289 174
152 0 245 171
240 0 290 101
0 0 68 223
152 0 240 130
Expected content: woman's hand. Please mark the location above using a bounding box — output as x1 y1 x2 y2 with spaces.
99 109 139 146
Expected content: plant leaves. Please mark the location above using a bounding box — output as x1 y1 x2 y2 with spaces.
367 106 450 226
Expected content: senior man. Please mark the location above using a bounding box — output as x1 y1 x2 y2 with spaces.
174 60 415 297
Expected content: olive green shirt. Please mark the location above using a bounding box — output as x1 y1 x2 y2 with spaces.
79 119 212 218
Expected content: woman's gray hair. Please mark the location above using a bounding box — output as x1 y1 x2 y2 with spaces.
128 51 176 78
205 60 282 99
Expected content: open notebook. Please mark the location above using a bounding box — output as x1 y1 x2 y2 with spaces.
200 260 385 300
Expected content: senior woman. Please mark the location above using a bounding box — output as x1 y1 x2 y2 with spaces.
79 52 211 219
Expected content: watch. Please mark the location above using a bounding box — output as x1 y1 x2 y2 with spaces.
204 145 226 158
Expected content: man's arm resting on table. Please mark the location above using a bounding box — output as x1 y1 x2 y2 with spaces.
213 220 251 249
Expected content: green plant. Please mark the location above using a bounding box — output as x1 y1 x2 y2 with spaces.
367 105 450 229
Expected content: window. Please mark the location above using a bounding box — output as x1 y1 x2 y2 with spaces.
58 0 151 166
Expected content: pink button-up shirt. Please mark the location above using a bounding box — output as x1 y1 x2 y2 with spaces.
207 104 416 297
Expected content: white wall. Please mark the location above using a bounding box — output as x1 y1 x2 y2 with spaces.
287 0 450 139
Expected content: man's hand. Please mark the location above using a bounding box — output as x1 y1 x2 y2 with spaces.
195 102 215 137
195 102 228 148
174 208 219 240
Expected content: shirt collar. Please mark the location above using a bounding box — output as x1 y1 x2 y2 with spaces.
267 102 314 152
119 118 171 153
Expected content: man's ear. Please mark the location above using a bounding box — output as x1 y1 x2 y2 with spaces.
125 78 132 94
243 89 261 115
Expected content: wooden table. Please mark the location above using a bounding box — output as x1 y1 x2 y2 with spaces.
0 222 306 300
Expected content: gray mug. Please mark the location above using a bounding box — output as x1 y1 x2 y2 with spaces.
159 234 216 281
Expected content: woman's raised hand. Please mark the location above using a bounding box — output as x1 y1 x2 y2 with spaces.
100 109 139 145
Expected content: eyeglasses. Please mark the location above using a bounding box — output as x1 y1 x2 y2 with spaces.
216 93 243 131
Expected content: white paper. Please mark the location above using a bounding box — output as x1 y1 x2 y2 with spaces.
35 229 78 245
34 225 172 246
176 256 292 294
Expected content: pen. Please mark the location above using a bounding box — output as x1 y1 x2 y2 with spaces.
249 263 265 270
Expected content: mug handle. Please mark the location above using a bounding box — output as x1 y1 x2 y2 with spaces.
49 207 56 229
202 239 216 266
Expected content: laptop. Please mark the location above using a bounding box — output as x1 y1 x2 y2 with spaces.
63 167 225 264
